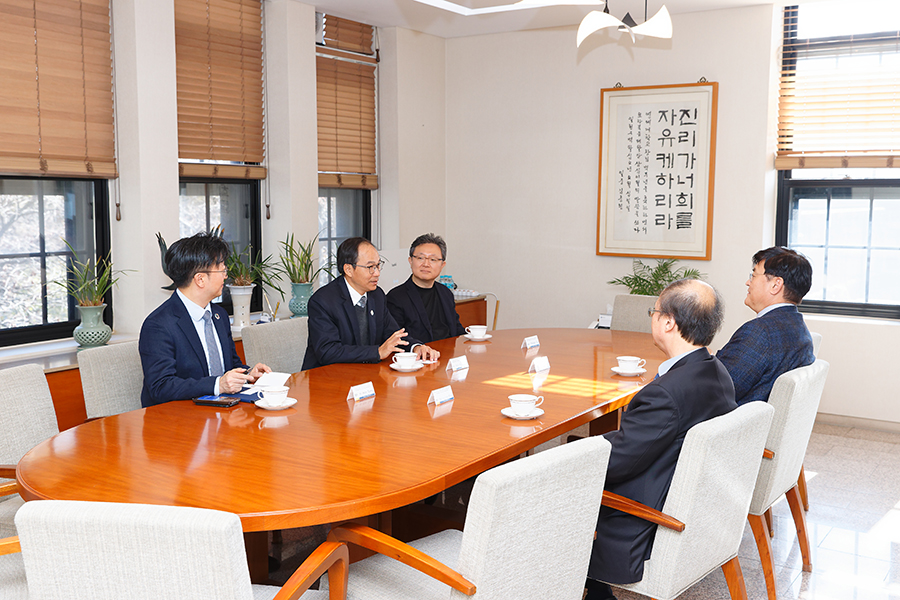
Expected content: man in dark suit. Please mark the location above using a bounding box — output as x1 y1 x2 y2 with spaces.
386 233 465 343
717 247 815 405
139 232 270 407
301 237 440 370
586 279 737 600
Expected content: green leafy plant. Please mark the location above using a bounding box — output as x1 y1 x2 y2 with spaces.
225 242 285 299
608 258 704 296
54 240 130 306
279 233 333 283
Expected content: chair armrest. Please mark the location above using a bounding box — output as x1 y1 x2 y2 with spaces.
0 465 16 479
328 523 476 595
0 481 17 498
0 536 20 556
602 491 685 532
763 448 775 459
273 541 349 600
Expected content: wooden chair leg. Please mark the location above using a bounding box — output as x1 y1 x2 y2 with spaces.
786 484 813 572
721 556 748 600
797 464 810 512
764 507 774 538
748 514 777 600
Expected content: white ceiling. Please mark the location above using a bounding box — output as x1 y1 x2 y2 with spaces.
309 0 787 38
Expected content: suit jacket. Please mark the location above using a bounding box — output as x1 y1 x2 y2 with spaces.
301 277 422 370
385 276 466 343
589 348 737 585
716 305 815 406
139 293 246 407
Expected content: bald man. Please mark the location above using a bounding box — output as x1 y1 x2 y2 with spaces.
585 279 737 600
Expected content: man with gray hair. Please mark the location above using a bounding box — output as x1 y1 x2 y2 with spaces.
585 279 737 600
386 233 465 343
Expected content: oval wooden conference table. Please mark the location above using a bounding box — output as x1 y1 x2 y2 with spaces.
16 328 665 534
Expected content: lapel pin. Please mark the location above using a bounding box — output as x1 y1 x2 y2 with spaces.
370 310 374 316
214 313 220 320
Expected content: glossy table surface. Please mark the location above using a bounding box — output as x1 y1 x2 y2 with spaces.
17 328 665 532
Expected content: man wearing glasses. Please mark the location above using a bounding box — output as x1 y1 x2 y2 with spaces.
716 247 815 406
302 237 440 370
386 233 466 343
139 231 271 407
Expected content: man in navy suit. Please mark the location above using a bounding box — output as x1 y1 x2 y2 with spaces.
586 279 736 600
301 237 440 370
139 232 270 407
386 233 465 343
717 247 815 405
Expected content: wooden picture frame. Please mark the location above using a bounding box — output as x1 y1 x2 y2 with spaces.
596 82 718 260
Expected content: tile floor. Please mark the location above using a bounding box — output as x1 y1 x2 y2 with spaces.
270 421 900 600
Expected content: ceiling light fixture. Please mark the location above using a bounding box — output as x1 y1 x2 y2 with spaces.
577 1 672 46
410 0 603 17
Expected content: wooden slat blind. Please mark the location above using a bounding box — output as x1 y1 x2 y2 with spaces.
175 0 265 178
776 5 900 169
316 14 377 189
0 0 116 178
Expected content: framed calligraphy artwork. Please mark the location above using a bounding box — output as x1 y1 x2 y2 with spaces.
596 82 718 260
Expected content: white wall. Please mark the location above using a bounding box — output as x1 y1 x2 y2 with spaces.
439 6 900 425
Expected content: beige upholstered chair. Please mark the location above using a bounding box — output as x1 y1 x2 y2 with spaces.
0 542 26 600
747 360 830 600
327 436 611 600
77 340 143 419
600 402 774 600
0 364 59 538
6 500 347 600
810 331 822 356
796 331 823 511
610 294 657 334
242 317 308 374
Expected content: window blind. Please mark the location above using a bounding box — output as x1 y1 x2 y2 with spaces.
0 0 116 178
776 5 900 169
175 0 266 179
316 14 377 190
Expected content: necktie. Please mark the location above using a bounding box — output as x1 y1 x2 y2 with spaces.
203 310 224 376
355 296 369 345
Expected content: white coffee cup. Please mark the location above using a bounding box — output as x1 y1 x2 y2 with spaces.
392 352 418 368
466 325 488 339
508 393 544 416
617 356 646 372
261 385 289 406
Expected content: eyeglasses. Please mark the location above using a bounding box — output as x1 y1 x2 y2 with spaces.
411 255 444 266
648 308 664 318
353 259 386 274
199 269 228 277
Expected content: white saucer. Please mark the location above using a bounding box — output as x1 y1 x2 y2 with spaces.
501 406 544 420
390 361 424 372
464 334 492 341
255 397 298 411
611 366 647 377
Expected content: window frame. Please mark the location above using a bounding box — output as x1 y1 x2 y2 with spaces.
776 170 900 320
0 178 112 347
178 177 264 314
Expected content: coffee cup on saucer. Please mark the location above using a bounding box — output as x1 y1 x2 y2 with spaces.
466 325 488 340
261 385 290 407
392 352 418 368
508 393 544 417
616 356 646 372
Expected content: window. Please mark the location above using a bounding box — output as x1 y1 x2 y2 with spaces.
775 2 900 318
0 178 111 346
318 188 371 282
178 179 262 311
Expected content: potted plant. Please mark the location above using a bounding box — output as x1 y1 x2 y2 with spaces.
54 240 129 348
608 258 704 296
279 233 331 317
225 243 284 333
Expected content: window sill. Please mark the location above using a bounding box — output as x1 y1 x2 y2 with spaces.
0 333 139 374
